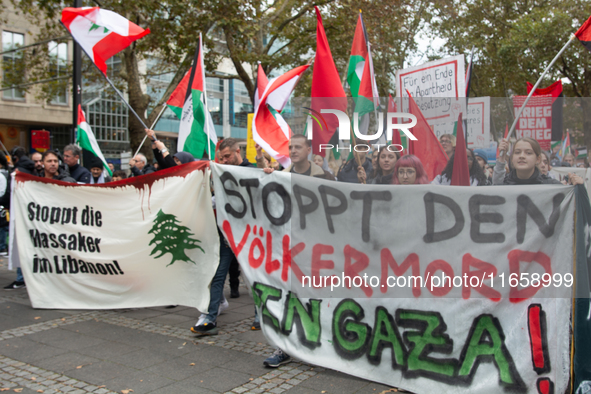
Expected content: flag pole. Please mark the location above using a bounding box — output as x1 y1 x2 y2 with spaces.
133 104 167 159
200 33 212 161
464 46 475 148
500 34 576 159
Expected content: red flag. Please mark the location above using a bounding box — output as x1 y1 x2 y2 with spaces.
406 91 448 181
310 6 347 156
388 94 402 149
575 15 591 52
451 113 470 186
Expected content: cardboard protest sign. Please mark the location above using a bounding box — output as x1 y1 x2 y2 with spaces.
212 163 576 394
433 97 491 148
396 55 466 136
12 162 219 310
512 95 553 150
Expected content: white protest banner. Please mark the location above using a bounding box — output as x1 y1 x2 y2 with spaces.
212 163 575 394
13 162 219 310
433 97 491 148
396 55 466 134
512 94 553 150
550 167 591 196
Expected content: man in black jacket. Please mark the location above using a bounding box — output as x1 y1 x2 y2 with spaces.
129 153 155 177
11 146 35 175
63 144 91 183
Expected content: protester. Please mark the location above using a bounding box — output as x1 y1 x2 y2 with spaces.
261 133 338 369
439 134 456 157
39 151 76 182
111 170 127 182
10 146 35 175
364 148 399 184
538 151 556 179
63 144 91 183
392 154 429 185
31 152 43 175
564 153 576 167
494 138 583 185
129 153 155 177
431 149 489 186
89 157 111 184
108 162 115 173
337 139 372 183
191 138 251 336
0 154 9 257
280 135 334 180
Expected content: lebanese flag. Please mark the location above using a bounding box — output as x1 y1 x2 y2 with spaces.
311 7 347 156
76 105 112 176
450 113 470 186
406 91 448 181
61 7 150 75
347 12 379 116
254 63 269 112
253 65 309 167
575 15 591 52
176 34 217 159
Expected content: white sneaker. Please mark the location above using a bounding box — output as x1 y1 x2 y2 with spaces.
195 296 230 326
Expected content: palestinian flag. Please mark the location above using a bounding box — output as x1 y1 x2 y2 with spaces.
347 12 379 116
76 104 112 176
170 34 217 159
61 7 149 75
575 15 591 52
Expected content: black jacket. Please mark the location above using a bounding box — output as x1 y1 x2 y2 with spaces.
69 164 91 183
369 172 394 185
337 158 373 183
130 164 156 177
15 156 35 174
39 167 76 183
503 168 562 185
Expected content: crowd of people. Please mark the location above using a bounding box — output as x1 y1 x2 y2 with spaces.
1 128 587 370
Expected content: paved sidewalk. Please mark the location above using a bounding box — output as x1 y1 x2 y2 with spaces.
0 257 397 394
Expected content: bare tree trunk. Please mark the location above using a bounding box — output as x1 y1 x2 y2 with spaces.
122 48 152 162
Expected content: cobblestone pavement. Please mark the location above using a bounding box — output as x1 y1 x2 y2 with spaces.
0 258 399 394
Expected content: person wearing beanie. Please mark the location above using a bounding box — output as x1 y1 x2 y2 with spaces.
89 156 111 184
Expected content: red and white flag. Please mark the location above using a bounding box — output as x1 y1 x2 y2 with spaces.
252 65 309 167
61 7 150 75
254 63 269 112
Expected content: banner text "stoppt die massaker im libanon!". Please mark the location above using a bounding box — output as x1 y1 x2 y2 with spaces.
11 161 219 311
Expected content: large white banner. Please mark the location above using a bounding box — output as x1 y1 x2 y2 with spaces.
13 162 219 310
212 163 574 394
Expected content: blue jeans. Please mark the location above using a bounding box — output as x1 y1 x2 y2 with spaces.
0 225 7 250
204 239 234 324
16 268 23 282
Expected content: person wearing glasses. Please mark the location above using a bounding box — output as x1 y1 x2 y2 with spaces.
439 134 456 158
391 155 429 185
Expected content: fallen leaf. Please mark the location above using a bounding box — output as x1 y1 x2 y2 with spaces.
182 342 186 345
0 389 9 392
34 317 41 320
97 386 105 388
189 363 195 366
14 389 23 393
36 391 43 393
321 391 326 393
30 378 36 380
76 365 82 369
249 378 254 381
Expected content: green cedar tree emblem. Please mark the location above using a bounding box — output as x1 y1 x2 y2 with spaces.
148 209 204 266
89 23 109 34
